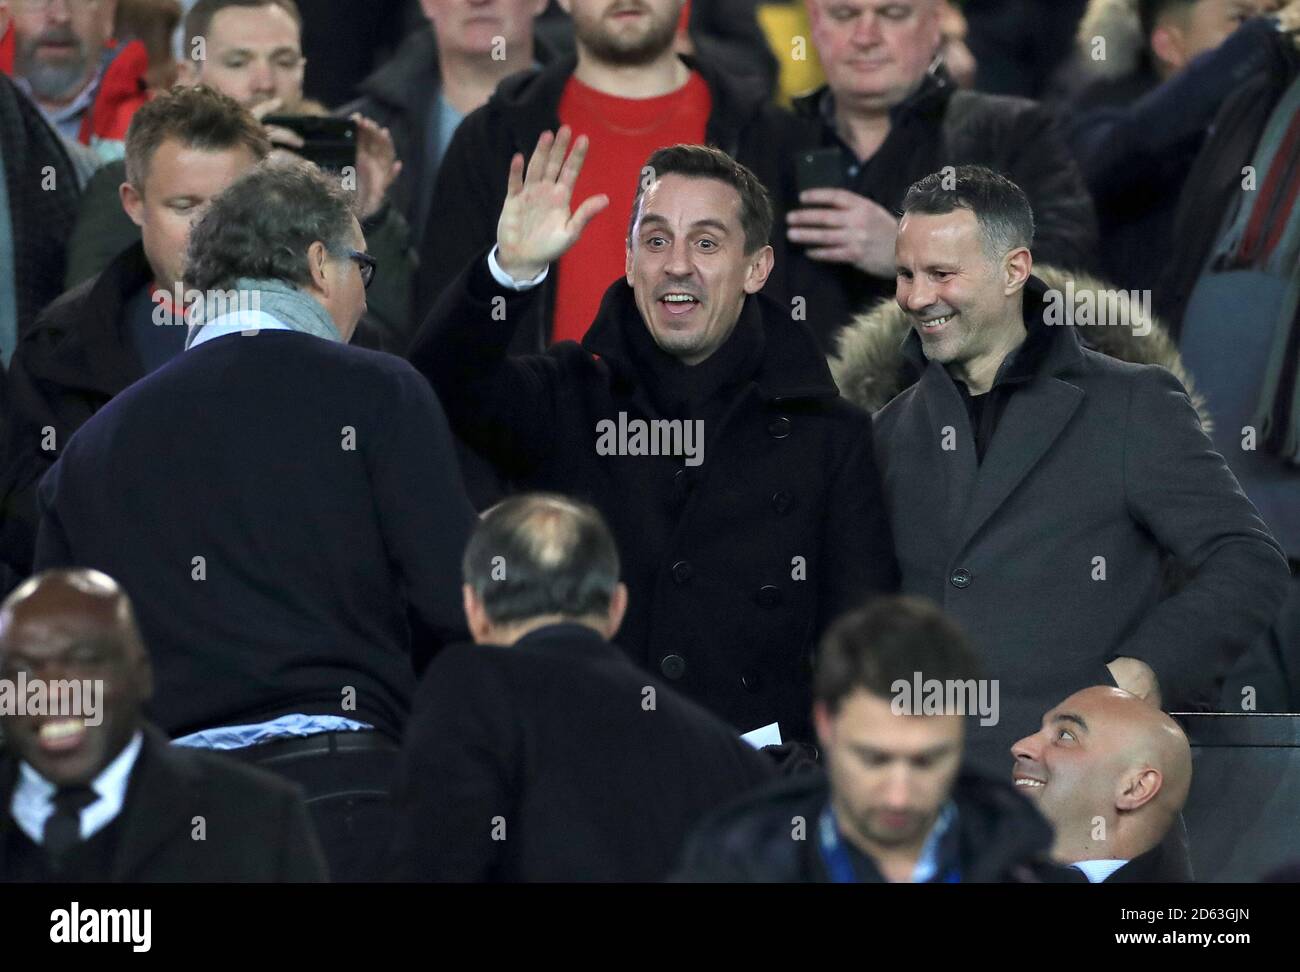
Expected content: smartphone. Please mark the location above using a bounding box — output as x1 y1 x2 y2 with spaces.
795 147 846 194
262 115 357 172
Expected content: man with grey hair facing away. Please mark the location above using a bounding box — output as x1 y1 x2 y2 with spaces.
388 493 775 882
33 159 477 881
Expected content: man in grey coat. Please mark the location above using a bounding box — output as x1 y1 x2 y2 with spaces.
865 164 1290 773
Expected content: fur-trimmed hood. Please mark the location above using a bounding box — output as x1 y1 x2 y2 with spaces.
828 264 1210 429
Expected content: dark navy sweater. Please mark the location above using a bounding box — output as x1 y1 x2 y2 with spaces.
34 330 475 739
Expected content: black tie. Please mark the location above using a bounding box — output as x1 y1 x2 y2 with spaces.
43 785 100 864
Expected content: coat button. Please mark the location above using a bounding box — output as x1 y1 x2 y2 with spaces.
661 654 686 680
672 561 693 584
741 670 764 692
949 568 972 589
755 584 783 608
767 416 792 439
771 490 793 514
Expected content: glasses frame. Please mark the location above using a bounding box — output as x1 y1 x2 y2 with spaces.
348 250 377 289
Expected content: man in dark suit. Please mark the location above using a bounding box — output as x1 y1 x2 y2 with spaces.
676 596 1069 882
872 164 1290 773
32 161 477 881
1013 686 1193 883
0 569 326 882
411 133 898 744
388 493 776 882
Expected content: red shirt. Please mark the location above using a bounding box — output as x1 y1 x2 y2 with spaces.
0 24 14 76
553 71 711 346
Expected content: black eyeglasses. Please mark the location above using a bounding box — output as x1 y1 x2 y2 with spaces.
348 250 377 289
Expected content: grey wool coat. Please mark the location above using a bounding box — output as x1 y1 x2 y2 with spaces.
831 267 1291 772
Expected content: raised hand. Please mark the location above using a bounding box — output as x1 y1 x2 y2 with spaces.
496 127 609 280
350 113 402 221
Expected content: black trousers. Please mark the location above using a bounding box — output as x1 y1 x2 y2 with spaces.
224 731 400 882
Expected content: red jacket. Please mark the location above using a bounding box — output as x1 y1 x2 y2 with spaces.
79 39 151 148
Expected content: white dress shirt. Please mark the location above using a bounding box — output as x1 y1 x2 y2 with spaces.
1071 858 1130 883
487 245 549 290
11 731 144 844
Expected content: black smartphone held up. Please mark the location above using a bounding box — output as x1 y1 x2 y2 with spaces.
795 147 846 194
262 115 357 172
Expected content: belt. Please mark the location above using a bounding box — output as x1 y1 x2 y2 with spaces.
241 730 399 765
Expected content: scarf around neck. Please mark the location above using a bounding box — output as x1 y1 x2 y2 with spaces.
619 290 766 420
184 277 342 349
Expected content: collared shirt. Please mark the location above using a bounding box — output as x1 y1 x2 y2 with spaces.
487 244 549 290
14 69 102 142
186 307 292 349
1071 859 1130 883
171 714 373 750
822 800 959 883
11 730 143 844
911 801 960 882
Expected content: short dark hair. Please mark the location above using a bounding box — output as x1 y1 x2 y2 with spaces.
184 0 302 59
1138 0 1196 40
629 144 774 254
463 494 621 626
185 159 356 293
901 164 1034 258
814 597 981 713
124 84 270 191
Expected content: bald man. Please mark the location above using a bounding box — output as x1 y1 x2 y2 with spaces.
389 494 774 881
1011 686 1193 882
0 569 326 881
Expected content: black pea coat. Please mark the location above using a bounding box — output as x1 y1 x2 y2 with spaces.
410 255 899 741
388 624 776 882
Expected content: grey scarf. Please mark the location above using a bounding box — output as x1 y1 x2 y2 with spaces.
184 277 342 349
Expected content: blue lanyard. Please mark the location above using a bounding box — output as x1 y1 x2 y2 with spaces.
817 804 960 883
